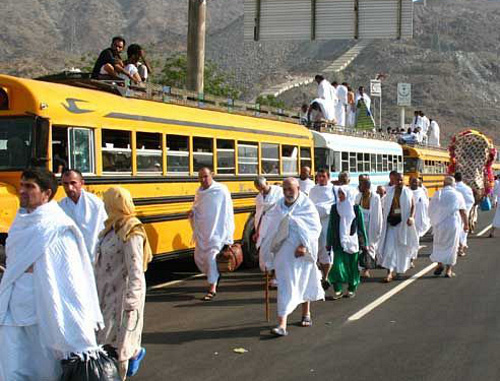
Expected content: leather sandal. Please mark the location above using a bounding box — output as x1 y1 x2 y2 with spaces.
301 315 312 327
201 291 216 301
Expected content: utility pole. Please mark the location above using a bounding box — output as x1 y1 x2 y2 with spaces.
186 0 207 94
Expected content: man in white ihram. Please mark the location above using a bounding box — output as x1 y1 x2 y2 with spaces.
190 167 235 301
59 169 107 262
298 166 315 196
0 168 103 380
429 177 468 278
253 176 282 272
377 172 418 282
260 178 324 337
409 177 431 265
454 172 475 256
309 169 336 288
428 119 440 147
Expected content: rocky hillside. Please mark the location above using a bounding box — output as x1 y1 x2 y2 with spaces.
0 0 499 142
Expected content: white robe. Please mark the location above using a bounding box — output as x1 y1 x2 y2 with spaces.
335 85 348 127
455 181 475 246
260 193 324 317
355 191 383 259
428 121 440 147
255 185 283 271
421 116 430 135
429 187 466 266
412 188 431 237
410 115 422 131
0 202 103 380
59 189 107 263
309 183 336 264
311 98 336 122
191 181 235 284
377 186 419 273
298 178 315 196
492 181 500 228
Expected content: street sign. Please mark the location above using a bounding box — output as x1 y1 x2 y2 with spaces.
397 83 412 106
370 80 381 97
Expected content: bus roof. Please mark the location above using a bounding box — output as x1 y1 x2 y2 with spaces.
312 130 403 155
0 75 313 142
402 144 450 160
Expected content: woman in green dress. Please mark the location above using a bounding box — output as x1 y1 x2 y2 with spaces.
326 186 368 299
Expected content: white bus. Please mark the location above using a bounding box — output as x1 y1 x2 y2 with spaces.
312 131 403 187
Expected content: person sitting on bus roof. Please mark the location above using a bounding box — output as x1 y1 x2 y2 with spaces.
119 44 149 84
91 36 134 81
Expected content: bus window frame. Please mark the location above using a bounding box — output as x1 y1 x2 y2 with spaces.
261 142 280 175
136 131 163 175
101 128 133 175
216 139 236 175
166 134 190 176
192 136 214 174
238 141 259 176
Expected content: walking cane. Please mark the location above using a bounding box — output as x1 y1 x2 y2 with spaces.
265 269 270 322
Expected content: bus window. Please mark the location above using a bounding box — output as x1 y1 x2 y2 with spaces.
349 152 356 172
376 154 382 172
239 142 258 174
102 129 132 173
166 135 189 174
314 147 328 173
404 157 422 173
217 140 235 175
397 155 403 173
52 127 69 174
388 155 393 171
333 151 341 172
137 132 162 173
70 128 94 174
262 143 279 174
357 153 363 172
0 117 34 171
364 153 370 172
193 137 213 172
282 145 298 175
382 154 388 172
370 154 376 172
341 152 349 172
300 147 312 170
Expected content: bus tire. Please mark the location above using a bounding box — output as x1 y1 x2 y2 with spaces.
242 213 259 268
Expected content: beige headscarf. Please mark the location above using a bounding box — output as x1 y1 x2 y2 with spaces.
100 186 153 272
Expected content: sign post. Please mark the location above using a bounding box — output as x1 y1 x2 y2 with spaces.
370 79 382 129
397 83 412 130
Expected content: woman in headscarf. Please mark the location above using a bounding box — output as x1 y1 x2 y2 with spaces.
95 186 152 379
326 186 368 299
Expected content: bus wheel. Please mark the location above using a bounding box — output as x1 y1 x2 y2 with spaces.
242 214 259 268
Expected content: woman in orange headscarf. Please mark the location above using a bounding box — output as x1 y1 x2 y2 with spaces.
95 186 152 379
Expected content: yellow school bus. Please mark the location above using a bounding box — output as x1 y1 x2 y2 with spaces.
402 145 449 197
0 74 314 266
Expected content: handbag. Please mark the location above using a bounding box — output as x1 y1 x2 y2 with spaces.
480 197 492 211
216 244 243 273
60 350 121 381
387 214 402 226
358 247 376 270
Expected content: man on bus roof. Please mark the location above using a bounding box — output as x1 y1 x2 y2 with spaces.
91 36 135 81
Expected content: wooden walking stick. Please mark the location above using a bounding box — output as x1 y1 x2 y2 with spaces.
265 269 270 322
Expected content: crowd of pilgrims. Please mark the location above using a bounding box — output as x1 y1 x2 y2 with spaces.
302 75 441 147
1 165 499 379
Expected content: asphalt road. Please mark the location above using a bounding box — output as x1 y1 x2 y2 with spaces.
138 210 498 381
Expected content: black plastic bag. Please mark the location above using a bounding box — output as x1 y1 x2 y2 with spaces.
60 351 121 381
358 248 376 270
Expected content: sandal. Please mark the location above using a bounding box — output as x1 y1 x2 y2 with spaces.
444 272 456 278
201 291 216 301
382 276 393 283
127 347 146 376
332 291 343 300
301 315 312 327
271 327 288 337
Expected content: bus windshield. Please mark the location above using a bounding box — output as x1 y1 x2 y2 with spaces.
0 117 34 170
404 157 423 173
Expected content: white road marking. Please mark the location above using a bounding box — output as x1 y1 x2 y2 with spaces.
476 224 492 237
348 263 437 321
148 273 205 290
